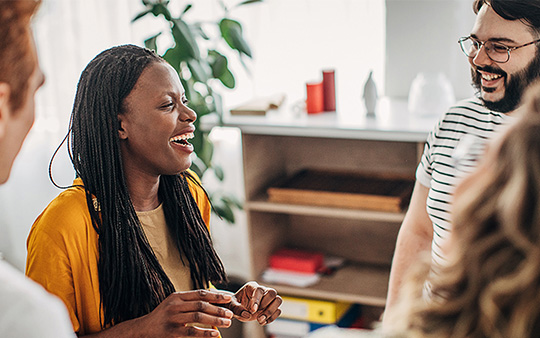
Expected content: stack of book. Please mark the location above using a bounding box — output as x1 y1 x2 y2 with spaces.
262 248 324 287
266 296 361 338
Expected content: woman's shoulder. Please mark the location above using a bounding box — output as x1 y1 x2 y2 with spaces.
31 178 93 239
41 179 89 217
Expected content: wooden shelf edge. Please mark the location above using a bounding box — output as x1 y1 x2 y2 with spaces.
259 263 389 308
246 197 406 222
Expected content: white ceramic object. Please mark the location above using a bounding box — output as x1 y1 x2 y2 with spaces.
363 70 378 117
408 72 455 117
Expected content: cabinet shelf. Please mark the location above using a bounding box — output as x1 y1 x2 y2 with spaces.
246 195 406 222
262 263 389 307
230 120 428 338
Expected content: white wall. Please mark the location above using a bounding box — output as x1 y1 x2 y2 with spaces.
385 0 476 100
226 0 386 114
0 0 479 277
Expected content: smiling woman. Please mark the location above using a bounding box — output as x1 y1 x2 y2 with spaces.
25 44 282 337
118 61 197 182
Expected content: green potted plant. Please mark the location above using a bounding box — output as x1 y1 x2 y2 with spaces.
133 0 261 223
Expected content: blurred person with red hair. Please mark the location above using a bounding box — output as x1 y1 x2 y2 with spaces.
0 0 74 336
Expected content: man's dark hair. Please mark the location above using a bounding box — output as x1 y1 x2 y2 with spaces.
473 0 540 37
69 44 227 328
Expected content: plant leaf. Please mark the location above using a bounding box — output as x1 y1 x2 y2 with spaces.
181 4 192 16
144 32 162 52
187 58 209 83
213 198 235 223
219 18 252 58
192 23 210 40
218 0 227 11
233 0 263 9
221 193 243 209
208 50 236 88
163 46 188 72
199 132 214 167
190 154 207 177
219 68 235 89
213 165 225 181
208 50 227 77
132 8 152 23
172 19 200 60
151 3 172 21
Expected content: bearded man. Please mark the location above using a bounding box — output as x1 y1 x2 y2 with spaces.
383 0 540 326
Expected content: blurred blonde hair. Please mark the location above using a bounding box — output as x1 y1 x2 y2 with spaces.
388 81 540 338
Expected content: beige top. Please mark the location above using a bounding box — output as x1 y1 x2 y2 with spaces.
137 204 193 292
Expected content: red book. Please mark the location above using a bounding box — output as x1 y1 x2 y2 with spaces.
269 248 324 274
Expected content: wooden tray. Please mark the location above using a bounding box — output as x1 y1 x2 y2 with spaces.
267 170 414 212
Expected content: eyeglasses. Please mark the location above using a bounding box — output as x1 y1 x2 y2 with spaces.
458 36 540 63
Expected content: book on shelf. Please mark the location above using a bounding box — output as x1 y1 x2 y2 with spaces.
262 248 346 287
262 268 321 288
269 248 324 274
265 318 326 337
229 93 286 116
280 296 355 324
306 326 378 338
266 304 361 337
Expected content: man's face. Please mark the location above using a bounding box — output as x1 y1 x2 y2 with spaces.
469 5 540 113
0 36 44 184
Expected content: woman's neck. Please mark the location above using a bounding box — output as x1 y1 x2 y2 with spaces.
124 170 161 212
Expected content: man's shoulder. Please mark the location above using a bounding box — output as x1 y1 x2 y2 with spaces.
0 261 75 337
439 97 503 128
448 97 491 115
0 260 62 313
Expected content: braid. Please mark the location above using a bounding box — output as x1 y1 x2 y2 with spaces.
66 44 226 328
161 173 227 289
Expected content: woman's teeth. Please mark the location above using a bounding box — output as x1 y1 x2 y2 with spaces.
170 132 194 145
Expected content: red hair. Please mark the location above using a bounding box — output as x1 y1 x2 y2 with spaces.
0 0 41 111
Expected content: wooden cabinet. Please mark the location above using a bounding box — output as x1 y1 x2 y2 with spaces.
223 99 436 337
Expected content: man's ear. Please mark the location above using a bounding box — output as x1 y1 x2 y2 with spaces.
117 114 128 140
0 83 12 140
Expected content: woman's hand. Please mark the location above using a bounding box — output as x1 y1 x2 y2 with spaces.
80 289 235 338
124 289 234 337
142 289 234 336
221 281 282 325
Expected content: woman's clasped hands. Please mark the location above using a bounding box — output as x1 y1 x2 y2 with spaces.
128 282 281 337
222 281 282 326
131 289 233 337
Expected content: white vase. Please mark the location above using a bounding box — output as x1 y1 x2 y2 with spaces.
408 72 455 117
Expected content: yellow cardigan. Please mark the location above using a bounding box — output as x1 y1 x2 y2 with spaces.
26 173 211 335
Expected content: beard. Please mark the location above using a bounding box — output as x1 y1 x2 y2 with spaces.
471 51 540 113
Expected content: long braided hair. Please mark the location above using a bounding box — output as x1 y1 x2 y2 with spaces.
68 44 227 327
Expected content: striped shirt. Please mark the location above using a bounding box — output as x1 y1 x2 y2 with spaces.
416 98 514 268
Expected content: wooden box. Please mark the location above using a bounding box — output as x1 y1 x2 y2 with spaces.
267 170 414 212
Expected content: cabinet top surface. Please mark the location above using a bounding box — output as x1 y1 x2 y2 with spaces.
218 97 441 142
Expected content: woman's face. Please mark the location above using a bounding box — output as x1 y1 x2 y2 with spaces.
118 61 197 179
